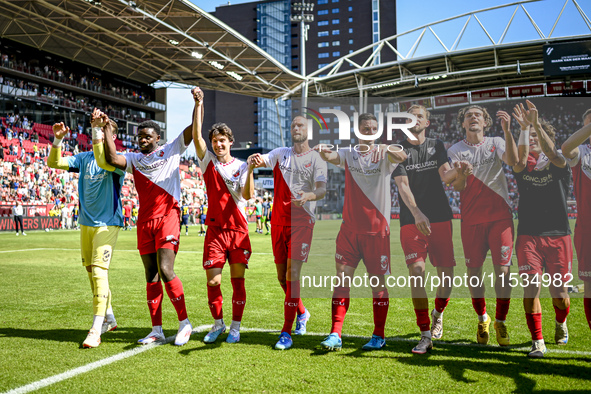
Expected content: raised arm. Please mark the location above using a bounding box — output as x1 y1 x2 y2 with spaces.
562 121 591 160
512 102 531 173
394 175 431 236
527 100 566 168
91 108 118 172
47 122 70 170
497 110 518 167
191 87 205 158
103 116 127 171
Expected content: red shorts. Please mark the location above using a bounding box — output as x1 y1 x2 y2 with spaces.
203 226 251 270
516 235 573 279
574 225 591 281
335 225 390 276
137 211 180 255
461 218 514 268
271 224 313 264
400 221 456 267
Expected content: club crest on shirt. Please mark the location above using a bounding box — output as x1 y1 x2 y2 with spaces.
158 150 164 157
304 161 312 168
427 146 436 156
233 170 240 178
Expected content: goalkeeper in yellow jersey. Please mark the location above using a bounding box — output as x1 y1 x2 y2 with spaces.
47 109 124 348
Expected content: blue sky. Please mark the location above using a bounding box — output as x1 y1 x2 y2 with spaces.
166 0 591 152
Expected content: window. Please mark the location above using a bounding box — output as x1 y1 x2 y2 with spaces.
348 6 353 11
332 51 340 57
348 28 353 33
332 19 340 24
318 20 329 26
318 53 329 58
332 0 339 2
332 29 340 35
318 9 328 15
318 42 329 47
318 0 328 3
320 128 330 134
348 17 353 22
318 63 328 69
332 40 340 46
318 31 329 37
348 39 353 44
373 12 378 21
332 8 339 13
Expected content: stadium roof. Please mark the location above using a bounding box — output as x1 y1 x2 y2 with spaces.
300 0 591 99
0 0 304 98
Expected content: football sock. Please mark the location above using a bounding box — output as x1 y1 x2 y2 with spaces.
585 298 591 330
92 265 109 317
165 276 187 321
472 297 486 318
434 297 449 315
415 308 430 332
554 305 569 324
372 290 389 338
207 284 224 320
331 287 350 336
495 298 510 321
526 312 543 340
230 320 241 332
280 282 305 315
282 280 300 334
231 278 246 322
146 281 163 327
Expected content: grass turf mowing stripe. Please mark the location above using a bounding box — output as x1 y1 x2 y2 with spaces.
5 325 591 394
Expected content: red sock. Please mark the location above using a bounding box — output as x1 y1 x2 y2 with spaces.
231 278 246 322
282 280 300 334
585 298 591 330
146 281 163 326
415 308 430 332
525 312 543 340
434 297 449 314
207 284 223 320
495 298 510 321
372 290 389 338
164 276 187 321
554 305 570 324
472 297 486 316
280 282 305 315
331 287 350 336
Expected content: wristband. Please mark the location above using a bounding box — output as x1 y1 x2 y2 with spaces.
92 126 104 140
52 137 63 147
518 128 530 146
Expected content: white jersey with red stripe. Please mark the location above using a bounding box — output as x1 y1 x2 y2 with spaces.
567 144 591 226
123 132 187 223
198 151 249 232
337 146 398 236
448 136 512 226
262 147 327 228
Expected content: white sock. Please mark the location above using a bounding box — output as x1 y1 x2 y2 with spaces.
432 309 442 318
421 330 432 338
91 315 105 332
478 313 489 322
214 318 224 328
496 319 505 324
179 318 191 327
230 320 241 332
106 307 114 316
152 325 163 334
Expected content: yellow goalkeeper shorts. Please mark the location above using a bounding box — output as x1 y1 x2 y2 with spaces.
80 225 120 269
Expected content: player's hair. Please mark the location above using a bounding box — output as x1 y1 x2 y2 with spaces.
137 120 161 135
583 109 591 122
109 120 118 134
537 118 557 143
358 112 377 126
407 104 430 120
208 122 234 143
457 105 493 131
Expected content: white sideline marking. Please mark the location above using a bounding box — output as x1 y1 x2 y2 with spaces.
4 325 591 393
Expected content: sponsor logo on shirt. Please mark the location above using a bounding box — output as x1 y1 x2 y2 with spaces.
347 164 381 175
84 172 109 181
405 160 438 171
521 172 553 185
136 159 167 171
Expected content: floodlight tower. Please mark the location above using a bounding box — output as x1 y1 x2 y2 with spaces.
290 1 314 109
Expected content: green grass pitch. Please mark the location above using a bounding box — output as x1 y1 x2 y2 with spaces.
1 220 590 393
